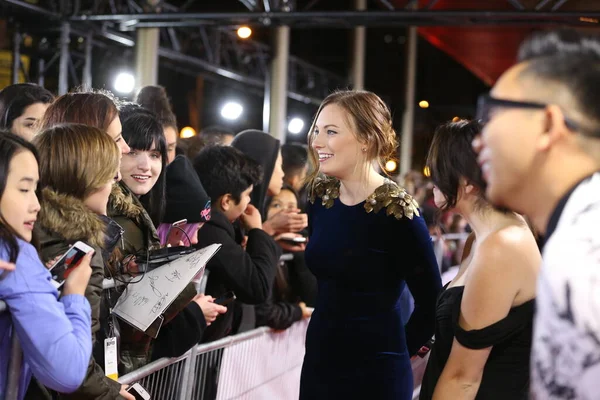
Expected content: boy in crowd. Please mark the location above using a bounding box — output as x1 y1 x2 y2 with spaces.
193 146 280 342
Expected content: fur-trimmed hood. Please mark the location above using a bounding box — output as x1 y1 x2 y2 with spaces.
38 187 107 248
108 182 160 254
108 182 148 224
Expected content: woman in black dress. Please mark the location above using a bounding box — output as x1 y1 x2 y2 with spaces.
420 120 541 399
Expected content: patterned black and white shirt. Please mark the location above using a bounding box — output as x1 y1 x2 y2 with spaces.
531 173 600 400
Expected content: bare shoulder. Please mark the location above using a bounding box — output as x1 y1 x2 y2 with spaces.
460 223 540 329
478 224 539 266
469 223 541 292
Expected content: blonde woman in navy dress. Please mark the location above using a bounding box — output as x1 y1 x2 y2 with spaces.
299 90 442 399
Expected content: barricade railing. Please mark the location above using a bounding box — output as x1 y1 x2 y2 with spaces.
119 319 310 400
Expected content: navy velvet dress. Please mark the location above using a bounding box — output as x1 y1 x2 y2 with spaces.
300 186 442 400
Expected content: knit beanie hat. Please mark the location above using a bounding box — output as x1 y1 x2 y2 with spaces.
163 155 211 223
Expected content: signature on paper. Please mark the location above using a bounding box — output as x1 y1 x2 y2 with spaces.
132 292 150 307
165 269 182 282
150 293 169 315
148 275 162 297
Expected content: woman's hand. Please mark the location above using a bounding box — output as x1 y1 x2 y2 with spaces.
299 302 313 319
263 209 308 236
120 385 135 400
0 260 15 280
121 255 140 276
192 294 228 326
62 252 94 296
0 260 15 272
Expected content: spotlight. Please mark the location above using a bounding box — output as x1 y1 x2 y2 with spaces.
113 72 135 94
288 118 305 134
384 160 398 173
237 26 252 39
418 100 429 109
221 102 243 121
180 126 197 138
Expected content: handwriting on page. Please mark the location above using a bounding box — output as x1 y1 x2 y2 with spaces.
112 244 222 332
165 270 182 282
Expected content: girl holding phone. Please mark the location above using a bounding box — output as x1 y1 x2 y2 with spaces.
0 132 94 399
34 124 132 399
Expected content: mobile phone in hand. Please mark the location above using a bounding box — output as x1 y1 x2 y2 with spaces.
279 236 307 245
126 383 151 400
166 218 188 245
215 291 236 306
49 241 94 289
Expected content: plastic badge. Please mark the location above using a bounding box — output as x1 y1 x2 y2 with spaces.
104 337 119 381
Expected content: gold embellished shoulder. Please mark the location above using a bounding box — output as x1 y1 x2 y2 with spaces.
309 176 420 220
309 175 340 209
365 179 420 220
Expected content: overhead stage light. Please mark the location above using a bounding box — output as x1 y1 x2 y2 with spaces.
288 118 305 134
221 102 243 121
113 72 135 94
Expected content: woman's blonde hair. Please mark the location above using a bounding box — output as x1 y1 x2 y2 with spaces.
34 123 120 200
306 90 397 188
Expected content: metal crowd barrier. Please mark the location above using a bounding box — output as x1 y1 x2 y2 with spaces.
119 319 310 400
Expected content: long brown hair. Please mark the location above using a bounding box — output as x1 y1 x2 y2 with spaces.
306 90 397 191
33 123 120 200
39 90 119 133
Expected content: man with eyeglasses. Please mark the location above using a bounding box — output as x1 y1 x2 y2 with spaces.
473 30 600 400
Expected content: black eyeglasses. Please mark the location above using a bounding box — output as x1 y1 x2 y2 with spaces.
475 94 581 132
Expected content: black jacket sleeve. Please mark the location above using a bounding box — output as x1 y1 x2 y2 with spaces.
202 225 280 304
151 302 207 360
255 297 303 330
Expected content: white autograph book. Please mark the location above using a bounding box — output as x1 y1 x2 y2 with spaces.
112 244 221 332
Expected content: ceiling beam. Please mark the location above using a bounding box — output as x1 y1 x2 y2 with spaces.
67 10 600 28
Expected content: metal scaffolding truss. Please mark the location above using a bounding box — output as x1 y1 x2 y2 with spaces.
67 10 600 28
2 0 347 104
64 0 600 29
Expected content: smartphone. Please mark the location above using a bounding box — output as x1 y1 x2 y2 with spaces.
142 246 196 264
166 219 188 244
126 383 151 400
279 236 307 244
49 241 94 289
215 291 236 306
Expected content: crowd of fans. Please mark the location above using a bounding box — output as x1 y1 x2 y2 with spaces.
0 83 316 399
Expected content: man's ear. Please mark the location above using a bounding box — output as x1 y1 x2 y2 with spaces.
539 104 571 151
219 194 232 211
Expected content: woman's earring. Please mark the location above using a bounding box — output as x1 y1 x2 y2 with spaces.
362 148 367 152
